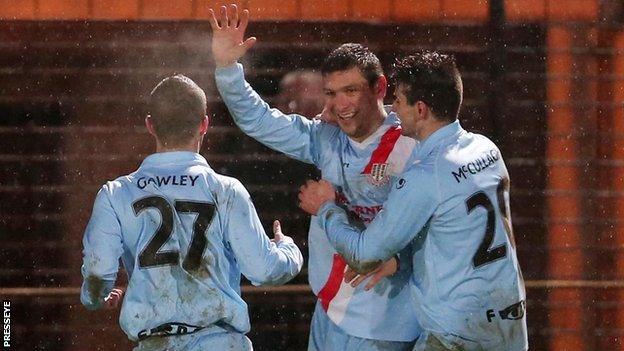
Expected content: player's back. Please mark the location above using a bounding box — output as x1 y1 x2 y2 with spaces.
90 151 303 341
103 152 250 339
409 122 526 346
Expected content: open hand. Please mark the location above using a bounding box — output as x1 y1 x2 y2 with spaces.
208 4 257 68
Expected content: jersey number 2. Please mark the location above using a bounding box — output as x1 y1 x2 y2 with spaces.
466 178 513 268
133 196 215 270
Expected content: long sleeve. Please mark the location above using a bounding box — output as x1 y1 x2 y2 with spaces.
223 180 303 286
80 184 123 310
318 165 439 273
215 63 324 165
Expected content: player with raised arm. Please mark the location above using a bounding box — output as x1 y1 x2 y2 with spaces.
299 52 528 350
80 74 303 351
209 4 421 351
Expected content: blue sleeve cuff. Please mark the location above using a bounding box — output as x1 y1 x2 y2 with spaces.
317 201 344 229
215 62 244 83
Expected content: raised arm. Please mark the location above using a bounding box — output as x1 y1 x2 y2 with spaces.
224 180 303 286
210 4 326 164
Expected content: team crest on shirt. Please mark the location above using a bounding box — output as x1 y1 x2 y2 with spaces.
368 163 390 186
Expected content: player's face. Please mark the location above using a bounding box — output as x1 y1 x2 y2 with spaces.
323 68 381 141
392 85 418 138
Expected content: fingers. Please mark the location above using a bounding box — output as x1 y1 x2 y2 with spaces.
109 289 123 300
345 259 399 291
297 179 335 215
364 271 384 291
344 267 373 288
363 259 397 290
273 219 282 235
351 273 369 288
344 268 384 290
298 180 316 194
219 5 228 27
344 266 357 283
104 288 123 301
297 192 308 213
242 37 257 51
272 219 285 244
208 9 220 29
239 9 250 33
228 4 238 27
297 181 315 204
345 266 377 288
211 4 250 29
103 288 124 309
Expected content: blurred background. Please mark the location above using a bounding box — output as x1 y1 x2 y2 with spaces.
0 0 622 350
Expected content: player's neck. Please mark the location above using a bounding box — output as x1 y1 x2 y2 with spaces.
353 103 387 143
155 139 201 154
416 120 451 142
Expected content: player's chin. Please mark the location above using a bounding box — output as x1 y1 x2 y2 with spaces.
337 120 357 136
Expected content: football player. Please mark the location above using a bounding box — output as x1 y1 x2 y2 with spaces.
80 74 303 350
210 5 421 351
299 52 529 351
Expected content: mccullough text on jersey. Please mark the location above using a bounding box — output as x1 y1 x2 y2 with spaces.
451 148 500 184
136 174 200 189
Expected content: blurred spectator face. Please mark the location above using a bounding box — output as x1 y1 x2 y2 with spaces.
276 70 324 118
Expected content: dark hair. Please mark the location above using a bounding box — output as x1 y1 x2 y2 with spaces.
148 74 207 146
321 43 383 87
391 51 463 122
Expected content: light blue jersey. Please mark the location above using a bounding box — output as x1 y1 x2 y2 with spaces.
216 63 421 342
319 121 528 350
80 152 303 342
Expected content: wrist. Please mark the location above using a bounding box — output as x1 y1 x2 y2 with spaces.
276 235 294 245
215 60 237 69
317 200 336 216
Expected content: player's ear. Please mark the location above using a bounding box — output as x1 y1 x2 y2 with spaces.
375 75 387 99
199 115 210 135
415 101 429 120
145 115 157 137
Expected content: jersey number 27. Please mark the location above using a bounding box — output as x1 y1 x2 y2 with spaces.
133 196 215 270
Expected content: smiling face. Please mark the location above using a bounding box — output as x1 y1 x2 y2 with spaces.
323 67 384 142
